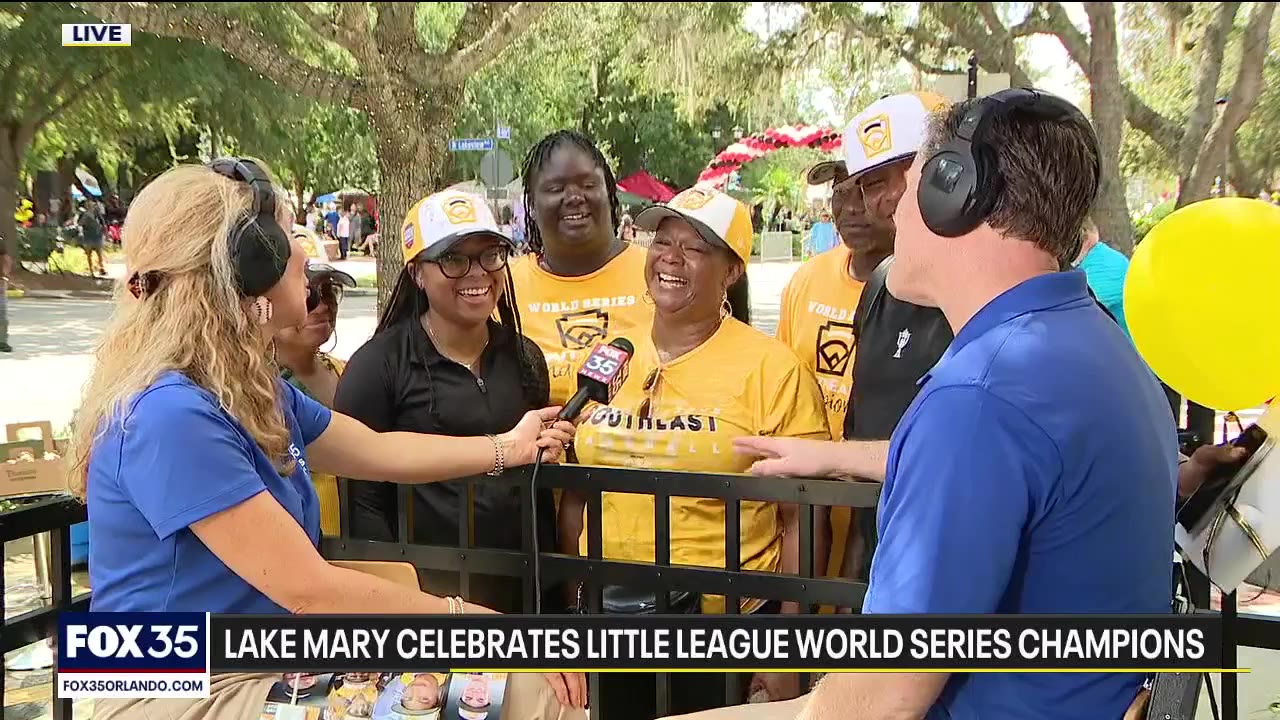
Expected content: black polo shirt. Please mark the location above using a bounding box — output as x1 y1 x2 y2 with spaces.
334 316 552 560
843 258 954 442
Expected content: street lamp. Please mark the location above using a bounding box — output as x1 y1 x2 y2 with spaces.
712 128 722 140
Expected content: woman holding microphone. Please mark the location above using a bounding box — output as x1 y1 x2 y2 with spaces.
67 159 584 718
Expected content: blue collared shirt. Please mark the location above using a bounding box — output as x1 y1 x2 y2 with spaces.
863 272 1178 720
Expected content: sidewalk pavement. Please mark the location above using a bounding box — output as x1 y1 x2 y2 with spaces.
7 258 382 300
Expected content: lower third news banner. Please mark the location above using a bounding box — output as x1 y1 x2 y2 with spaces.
58 613 1225 699
212 614 1221 673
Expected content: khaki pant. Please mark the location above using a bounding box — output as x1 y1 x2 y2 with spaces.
660 694 810 720
94 672 588 720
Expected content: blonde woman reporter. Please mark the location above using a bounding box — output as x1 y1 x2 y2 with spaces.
67 159 585 718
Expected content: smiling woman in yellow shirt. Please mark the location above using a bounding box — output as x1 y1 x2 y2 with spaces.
509 130 654 407
560 186 829 720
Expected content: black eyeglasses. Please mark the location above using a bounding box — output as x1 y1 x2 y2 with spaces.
431 246 509 279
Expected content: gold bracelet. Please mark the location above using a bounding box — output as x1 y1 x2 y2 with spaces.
486 434 505 477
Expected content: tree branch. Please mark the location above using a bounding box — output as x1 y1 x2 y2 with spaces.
1176 1 1242 197
21 69 78 128
899 46 962 76
928 2 1033 87
1184 1 1276 201
374 1 421 55
1010 3 1051 37
83 2 365 105
449 2 517 53
292 4 343 43
33 70 113 133
437 2 548 86
975 2 1004 35
1041 1 1183 160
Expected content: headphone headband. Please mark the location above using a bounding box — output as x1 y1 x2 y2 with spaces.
208 157 290 298
917 88 1099 239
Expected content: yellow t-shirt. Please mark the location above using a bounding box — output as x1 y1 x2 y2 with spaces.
509 244 654 407
283 354 344 537
775 246 865 439
573 318 831 614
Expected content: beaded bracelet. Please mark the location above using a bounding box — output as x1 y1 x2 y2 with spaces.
446 596 465 614
486 434 506 477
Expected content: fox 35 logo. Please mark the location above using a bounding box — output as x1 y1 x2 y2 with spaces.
59 612 207 671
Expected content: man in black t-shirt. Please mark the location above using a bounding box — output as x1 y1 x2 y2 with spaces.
740 92 956 580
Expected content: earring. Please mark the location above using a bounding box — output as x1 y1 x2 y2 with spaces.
720 293 732 320
252 297 273 326
642 290 655 305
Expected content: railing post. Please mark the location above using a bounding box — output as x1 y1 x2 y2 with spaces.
1221 591 1238 720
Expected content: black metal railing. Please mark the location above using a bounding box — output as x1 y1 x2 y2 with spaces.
1 464 1277 720
2 495 91 720
331 464 880 715
330 464 1280 718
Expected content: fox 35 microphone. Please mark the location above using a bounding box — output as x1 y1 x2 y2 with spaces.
529 338 634 613
560 338 635 421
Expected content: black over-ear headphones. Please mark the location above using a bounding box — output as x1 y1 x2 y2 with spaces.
917 88 1099 238
207 157 291 298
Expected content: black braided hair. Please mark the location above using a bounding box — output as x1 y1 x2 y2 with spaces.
520 129 621 257
375 260 546 414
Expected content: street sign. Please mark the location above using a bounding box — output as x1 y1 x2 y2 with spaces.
449 138 495 152
496 125 511 140
480 148 515 187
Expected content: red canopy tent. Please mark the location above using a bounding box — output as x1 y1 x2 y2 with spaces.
617 171 676 203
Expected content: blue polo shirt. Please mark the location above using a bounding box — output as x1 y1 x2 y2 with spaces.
863 272 1178 720
87 371 332 613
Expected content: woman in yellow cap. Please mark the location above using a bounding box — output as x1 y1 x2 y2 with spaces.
335 190 558 615
559 186 831 719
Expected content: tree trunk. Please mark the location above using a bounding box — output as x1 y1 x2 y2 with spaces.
0 132 21 259
370 84 465 312
1082 2 1133 255
58 154 82 212
0 166 17 260
1175 2 1241 208
1184 1 1277 203
294 176 307 224
79 149 114 197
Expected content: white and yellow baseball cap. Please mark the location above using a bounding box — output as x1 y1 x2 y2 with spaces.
806 91 951 185
635 186 754 264
400 190 514 265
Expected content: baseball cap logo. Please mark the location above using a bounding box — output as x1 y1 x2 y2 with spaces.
673 188 715 211
859 114 893 159
403 225 415 249
444 196 478 225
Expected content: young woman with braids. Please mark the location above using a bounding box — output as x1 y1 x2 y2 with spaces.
335 190 556 614
509 130 655 409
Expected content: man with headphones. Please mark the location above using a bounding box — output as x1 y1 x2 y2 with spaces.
695 91 1177 720
829 91 1175 719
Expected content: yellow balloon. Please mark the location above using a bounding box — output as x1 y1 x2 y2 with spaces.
1125 197 1280 411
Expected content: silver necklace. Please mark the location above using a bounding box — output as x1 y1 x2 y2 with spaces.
423 316 486 372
